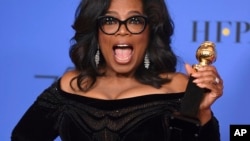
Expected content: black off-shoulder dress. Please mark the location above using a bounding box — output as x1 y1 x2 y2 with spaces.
11 80 220 141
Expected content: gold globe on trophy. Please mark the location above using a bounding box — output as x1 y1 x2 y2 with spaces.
193 41 217 71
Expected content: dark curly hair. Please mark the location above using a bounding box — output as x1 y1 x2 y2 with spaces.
69 0 177 91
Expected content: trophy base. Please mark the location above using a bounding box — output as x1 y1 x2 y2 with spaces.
180 76 209 118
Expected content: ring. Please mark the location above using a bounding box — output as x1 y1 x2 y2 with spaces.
214 77 220 84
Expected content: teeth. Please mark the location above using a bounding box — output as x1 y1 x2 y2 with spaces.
113 44 133 51
117 44 129 47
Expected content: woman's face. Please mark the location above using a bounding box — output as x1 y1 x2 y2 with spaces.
98 0 149 76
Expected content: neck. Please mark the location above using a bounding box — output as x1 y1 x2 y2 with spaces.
101 67 137 79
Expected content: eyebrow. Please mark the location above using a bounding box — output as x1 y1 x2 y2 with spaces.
105 10 143 17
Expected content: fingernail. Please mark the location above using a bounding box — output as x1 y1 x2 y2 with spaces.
193 79 198 83
196 83 203 88
191 73 198 77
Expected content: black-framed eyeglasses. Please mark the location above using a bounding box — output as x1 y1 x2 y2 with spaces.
97 15 148 35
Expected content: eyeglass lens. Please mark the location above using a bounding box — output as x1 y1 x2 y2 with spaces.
99 16 147 35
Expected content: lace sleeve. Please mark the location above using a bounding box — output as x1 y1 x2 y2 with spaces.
11 81 64 141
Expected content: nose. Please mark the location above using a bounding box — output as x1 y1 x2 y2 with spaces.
116 23 130 35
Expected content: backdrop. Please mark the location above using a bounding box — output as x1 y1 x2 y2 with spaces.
1 0 249 141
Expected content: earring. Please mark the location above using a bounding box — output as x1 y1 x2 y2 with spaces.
144 53 150 69
95 48 100 67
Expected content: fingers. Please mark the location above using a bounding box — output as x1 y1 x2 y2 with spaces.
185 63 195 75
191 66 218 84
191 65 223 97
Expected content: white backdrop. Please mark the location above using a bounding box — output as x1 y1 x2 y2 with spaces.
1 0 249 141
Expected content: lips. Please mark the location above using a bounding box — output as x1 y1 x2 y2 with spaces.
113 44 133 64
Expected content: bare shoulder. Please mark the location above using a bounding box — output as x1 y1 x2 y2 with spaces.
170 72 188 81
162 72 189 93
60 69 79 92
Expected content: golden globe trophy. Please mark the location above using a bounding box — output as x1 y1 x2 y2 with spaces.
180 41 217 117
169 41 217 141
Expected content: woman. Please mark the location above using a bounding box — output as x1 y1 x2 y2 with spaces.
11 0 223 140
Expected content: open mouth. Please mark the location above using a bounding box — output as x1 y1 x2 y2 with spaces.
113 44 133 63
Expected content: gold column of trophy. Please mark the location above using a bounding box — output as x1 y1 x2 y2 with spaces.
169 41 217 141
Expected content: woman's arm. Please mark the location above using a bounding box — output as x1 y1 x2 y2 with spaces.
11 82 61 141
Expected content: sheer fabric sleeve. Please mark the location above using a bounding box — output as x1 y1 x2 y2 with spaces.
198 115 220 141
169 111 220 141
11 82 63 141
